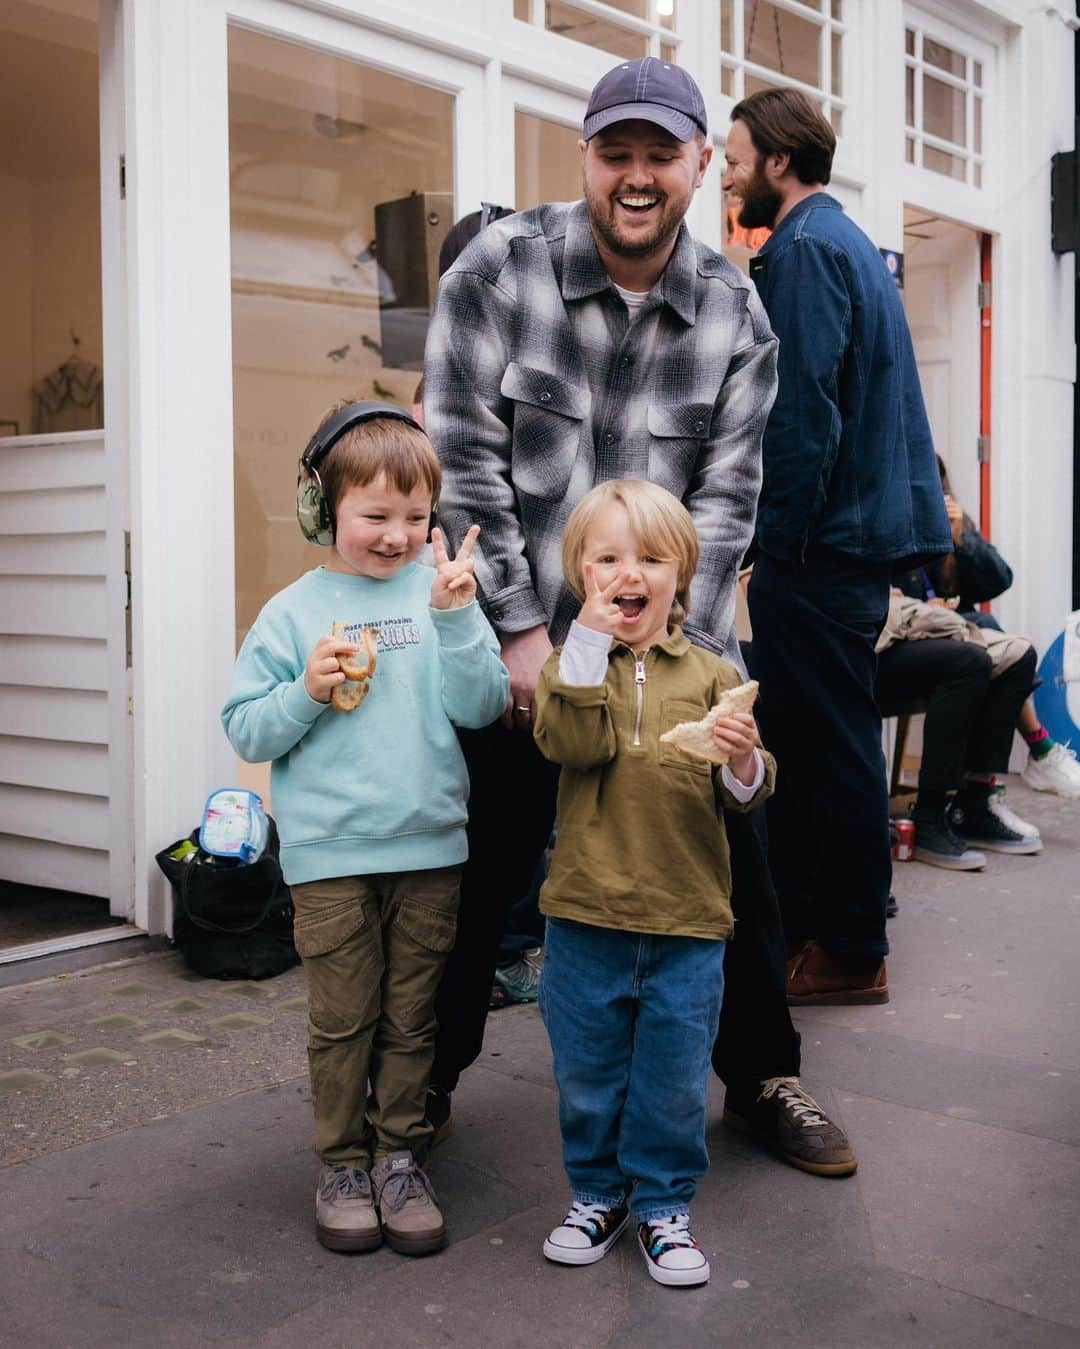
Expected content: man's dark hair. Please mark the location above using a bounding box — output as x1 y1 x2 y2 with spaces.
730 88 836 186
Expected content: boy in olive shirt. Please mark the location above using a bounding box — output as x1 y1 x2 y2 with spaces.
533 481 775 1288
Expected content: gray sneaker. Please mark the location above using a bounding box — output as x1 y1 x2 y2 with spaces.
371 1150 446 1255
315 1164 381 1252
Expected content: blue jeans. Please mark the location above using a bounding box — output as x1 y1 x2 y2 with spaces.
539 916 726 1223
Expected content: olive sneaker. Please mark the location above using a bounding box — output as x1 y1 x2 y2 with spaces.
371 1151 446 1255
315 1164 381 1253
637 1214 710 1287
724 1077 858 1177
542 1200 629 1265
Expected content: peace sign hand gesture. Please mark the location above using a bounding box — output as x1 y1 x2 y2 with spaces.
430 525 480 611
578 562 632 638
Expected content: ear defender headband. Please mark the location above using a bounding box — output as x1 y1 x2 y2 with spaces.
296 400 426 546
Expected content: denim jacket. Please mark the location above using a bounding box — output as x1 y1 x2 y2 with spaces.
750 194 950 566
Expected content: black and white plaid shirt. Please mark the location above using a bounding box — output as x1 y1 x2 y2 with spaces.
423 199 778 661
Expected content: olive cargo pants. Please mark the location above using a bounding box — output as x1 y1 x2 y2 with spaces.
290 867 461 1169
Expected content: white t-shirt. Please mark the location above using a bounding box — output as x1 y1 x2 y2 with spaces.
614 282 651 319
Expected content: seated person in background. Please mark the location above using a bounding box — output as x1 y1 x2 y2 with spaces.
875 591 1040 867
895 456 1080 805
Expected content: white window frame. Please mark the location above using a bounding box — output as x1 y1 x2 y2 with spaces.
900 4 998 229
719 0 849 133
515 0 682 61
903 15 987 191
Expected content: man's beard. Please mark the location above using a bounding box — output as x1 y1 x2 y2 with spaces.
736 160 782 231
583 183 686 260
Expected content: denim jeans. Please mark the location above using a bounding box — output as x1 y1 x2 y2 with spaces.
539 916 726 1223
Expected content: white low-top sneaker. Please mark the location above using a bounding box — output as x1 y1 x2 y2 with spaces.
1022 743 1080 799
637 1214 710 1287
543 1200 629 1265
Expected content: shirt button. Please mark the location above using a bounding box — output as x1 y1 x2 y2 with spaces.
605 433 615 444
539 391 551 403
694 420 705 433
492 608 504 620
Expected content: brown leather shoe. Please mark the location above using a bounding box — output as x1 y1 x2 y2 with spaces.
787 941 889 1006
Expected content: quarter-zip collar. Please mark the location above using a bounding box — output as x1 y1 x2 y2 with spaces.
612 624 692 661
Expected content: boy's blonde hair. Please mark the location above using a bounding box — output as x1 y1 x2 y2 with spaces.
315 398 442 524
562 479 700 627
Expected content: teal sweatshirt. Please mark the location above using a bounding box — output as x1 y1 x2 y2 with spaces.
221 564 509 885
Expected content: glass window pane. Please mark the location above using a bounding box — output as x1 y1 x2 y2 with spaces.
828 106 843 136
515 111 583 212
660 41 677 64
905 66 915 127
514 0 530 19
721 64 735 97
228 27 454 644
923 72 966 147
974 162 982 188
831 31 842 96
973 60 983 89
721 0 734 54
923 38 965 80
923 144 965 181
658 0 676 30
831 0 843 19
0 0 103 436
546 0 647 59
745 1 821 90
974 96 982 155
905 136 915 164
905 27 915 57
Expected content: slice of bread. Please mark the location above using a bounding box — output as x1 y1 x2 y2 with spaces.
330 621 378 713
659 679 759 764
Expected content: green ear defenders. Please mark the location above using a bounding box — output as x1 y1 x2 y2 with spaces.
296 400 426 547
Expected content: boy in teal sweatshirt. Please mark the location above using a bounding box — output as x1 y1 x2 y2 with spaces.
222 401 508 1258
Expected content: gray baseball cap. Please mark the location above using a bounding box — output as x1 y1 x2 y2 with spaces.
583 57 708 143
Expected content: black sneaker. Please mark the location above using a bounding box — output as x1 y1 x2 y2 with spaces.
637 1214 710 1286
913 817 987 870
724 1077 858 1177
424 1085 452 1147
948 797 1043 855
542 1200 629 1265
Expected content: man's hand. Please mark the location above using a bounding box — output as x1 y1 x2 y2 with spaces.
713 711 759 785
500 624 553 729
944 494 965 548
430 525 480 610
578 562 632 639
304 635 356 704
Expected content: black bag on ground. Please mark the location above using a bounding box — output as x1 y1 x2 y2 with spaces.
155 816 299 980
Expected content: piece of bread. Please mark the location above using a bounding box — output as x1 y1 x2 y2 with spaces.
331 678 373 712
329 622 379 713
659 679 759 765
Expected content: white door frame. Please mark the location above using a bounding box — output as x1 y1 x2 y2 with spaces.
120 0 487 932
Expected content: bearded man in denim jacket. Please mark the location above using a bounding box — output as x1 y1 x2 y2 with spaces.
723 89 951 1004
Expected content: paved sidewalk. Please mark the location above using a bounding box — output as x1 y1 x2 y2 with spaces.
1 775 1078 1347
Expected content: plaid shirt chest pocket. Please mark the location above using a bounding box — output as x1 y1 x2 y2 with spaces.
501 362 591 501
646 402 715 488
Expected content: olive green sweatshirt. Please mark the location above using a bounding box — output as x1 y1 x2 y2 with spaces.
533 626 776 941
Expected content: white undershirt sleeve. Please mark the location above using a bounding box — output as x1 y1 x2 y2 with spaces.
720 749 766 802
558 621 613 686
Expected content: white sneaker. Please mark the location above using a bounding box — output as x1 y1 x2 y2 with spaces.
987 786 1040 839
637 1213 710 1287
1022 743 1080 799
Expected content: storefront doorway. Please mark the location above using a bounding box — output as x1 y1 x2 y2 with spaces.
902 208 984 530
0 0 134 961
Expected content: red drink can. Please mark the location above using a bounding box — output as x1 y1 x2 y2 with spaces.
892 818 915 861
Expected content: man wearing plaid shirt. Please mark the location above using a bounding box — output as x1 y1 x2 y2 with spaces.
422 57 858 1178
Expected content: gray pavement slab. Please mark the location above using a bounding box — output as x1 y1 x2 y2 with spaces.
1 774 1078 1346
